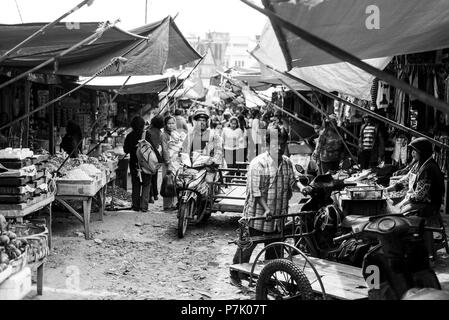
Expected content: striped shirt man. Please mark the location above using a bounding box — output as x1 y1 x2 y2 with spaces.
362 125 376 150
243 151 297 233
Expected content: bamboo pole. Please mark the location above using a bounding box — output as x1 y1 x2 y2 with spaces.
155 55 205 117
283 82 357 162
240 0 449 115
0 19 120 91
218 70 315 130
249 52 449 151
0 0 95 64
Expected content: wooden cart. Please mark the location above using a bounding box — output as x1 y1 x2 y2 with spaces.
229 212 449 300
206 166 247 216
228 213 368 300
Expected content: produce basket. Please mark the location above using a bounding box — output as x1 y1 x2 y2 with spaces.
0 265 12 285
9 249 27 274
8 223 49 264
347 186 384 200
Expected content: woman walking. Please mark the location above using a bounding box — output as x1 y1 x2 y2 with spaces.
161 116 183 211
123 116 152 212
147 116 165 203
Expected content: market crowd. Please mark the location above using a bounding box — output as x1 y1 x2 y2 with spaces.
123 101 292 213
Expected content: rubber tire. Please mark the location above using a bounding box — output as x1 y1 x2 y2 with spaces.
177 201 191 238
256 259 315 300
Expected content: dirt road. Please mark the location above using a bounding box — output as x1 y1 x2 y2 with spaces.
27 198 254 300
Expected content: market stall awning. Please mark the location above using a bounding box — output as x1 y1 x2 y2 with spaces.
261 0 449 69
159 69 206 100
254 22 392 100
0 17 201 76
76 74 177 95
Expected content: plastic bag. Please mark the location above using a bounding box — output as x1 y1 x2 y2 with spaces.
161 172 177 198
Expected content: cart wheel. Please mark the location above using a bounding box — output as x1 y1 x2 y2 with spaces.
177 200 192 238
256 259 314 300
250 242 327 300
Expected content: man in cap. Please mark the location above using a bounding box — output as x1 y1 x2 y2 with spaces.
182 108 223 166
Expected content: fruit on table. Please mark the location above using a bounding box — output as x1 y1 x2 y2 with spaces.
0 253 9 265
0 235 9 246
4 231 16 240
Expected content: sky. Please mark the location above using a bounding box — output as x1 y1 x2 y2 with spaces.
0 0 267 37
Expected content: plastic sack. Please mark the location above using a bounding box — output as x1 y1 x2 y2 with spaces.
161 172 177 198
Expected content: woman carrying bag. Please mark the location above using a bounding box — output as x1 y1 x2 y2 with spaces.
161 115 184 211
124 116 153 212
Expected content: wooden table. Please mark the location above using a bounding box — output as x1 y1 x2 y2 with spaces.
55 180 106 240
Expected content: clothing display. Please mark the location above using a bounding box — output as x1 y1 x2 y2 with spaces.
376 81 391 109
392 136 409 166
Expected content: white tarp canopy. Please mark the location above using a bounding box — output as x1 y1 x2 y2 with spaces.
254 22 392 100
242 86 266 109
260 0 449 68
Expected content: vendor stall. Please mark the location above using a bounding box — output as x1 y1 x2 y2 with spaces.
41 152 119 240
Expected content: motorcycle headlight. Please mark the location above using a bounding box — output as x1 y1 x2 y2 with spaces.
378 218 396 232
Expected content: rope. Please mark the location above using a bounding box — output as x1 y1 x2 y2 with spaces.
236 218 254 250
14 0 23 23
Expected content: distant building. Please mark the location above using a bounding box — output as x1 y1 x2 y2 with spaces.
224 35 259 69
186 32 260 87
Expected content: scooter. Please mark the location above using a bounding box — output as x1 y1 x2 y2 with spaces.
334 214 441 299
175 157 219 238
294 166 361 261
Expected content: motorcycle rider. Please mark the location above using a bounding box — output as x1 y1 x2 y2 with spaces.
182 108 223 167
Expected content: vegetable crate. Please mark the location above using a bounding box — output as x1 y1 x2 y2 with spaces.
346 186 384 200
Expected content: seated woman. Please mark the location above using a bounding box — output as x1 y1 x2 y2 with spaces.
386 137 445 217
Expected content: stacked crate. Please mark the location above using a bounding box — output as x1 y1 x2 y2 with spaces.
0 155 50 210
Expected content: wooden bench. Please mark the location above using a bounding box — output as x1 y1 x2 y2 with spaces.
230 255 369 300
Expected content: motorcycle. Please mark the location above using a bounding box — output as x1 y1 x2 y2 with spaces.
293 165 363 261
175 153 220 238
333 214 441 299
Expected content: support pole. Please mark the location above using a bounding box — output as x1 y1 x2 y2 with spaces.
289 85 357 162
155 55 205 117
0 0 95 64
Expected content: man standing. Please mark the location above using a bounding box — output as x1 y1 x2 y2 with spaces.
358 115 385 169
230 126 309 286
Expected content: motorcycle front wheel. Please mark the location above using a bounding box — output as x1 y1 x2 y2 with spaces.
177 200 194 238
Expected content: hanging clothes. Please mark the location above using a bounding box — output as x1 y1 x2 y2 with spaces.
376 81 391 109
392 135 409 166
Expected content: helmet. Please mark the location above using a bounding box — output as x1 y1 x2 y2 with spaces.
193 108 210 121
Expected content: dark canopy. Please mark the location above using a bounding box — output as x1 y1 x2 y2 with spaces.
261 0 449 69
0 16 201 76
